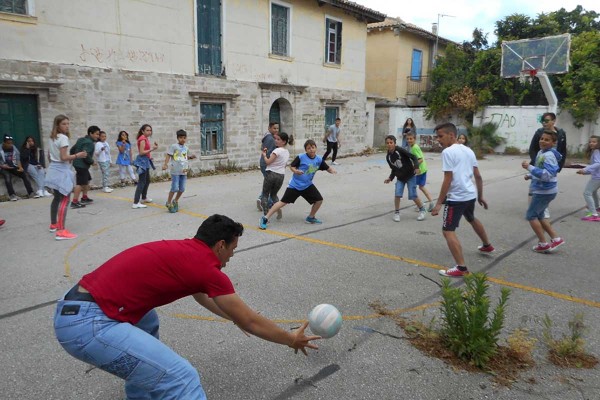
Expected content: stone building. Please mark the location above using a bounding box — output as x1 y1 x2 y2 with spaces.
0 0 384 192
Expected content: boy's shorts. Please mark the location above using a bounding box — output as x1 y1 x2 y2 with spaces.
74 167 91 186
442 199 476 231
170 175 187 193
415 172 427 187
394 176 418 199
280 184 323 205
525 193 556 220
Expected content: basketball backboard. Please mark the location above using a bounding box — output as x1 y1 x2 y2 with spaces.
501 34 571 78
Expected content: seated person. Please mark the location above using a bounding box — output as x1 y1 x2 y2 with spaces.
0 134 35 201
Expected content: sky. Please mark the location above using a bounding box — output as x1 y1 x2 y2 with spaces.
354 0 599 44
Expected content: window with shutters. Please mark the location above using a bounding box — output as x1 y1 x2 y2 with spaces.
200 103 225 155
410 49 423 81
0 0 28 15
325 17 342 65
197 0 223 76
270 2 291 57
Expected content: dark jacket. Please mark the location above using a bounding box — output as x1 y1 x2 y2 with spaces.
71 136 96 169
386 145 419 182
529 127 567 172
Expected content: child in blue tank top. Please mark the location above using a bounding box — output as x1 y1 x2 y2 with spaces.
259 139 336 229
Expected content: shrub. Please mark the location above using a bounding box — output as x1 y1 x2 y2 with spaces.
440 273 510 368
542 313 586 358
503 146 523 155
467 122 505 159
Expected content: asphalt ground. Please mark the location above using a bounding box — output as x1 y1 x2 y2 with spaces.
1 151 599 400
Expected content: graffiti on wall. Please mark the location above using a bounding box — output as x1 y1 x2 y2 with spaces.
481 110 545 150
79 44 166 65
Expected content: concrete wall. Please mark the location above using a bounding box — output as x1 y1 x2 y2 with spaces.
365 29 399 99
0 0 368 91
474 106 600 153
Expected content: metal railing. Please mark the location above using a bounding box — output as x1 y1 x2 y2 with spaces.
406 76 430 96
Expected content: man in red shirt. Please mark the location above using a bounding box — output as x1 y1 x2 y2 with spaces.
54 214 320 399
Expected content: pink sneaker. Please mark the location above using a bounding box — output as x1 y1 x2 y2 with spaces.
532 243 552 253
478 244 495 253
550 238 564 251
56 229 78 241
438 266 469 277
49 223 59 232
581 215 600 222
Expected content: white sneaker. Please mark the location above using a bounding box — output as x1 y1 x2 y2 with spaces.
34 190 42 198
9 194 19 201
43 190 53 197
132 203 147 209
103 187 114 193
332 161 340 165
417 210 426 221
141 198 153 203
393 213 400 222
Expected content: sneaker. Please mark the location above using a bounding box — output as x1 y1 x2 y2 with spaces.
332 161 340 165
80 197 93 204
43 190 53 197
28 192 37 199
0 219 5 227
132 203 147 209
581 215 600 222
305 216 322 224
532 242 552 253
259 216 268 230
9 194 19 201
393 213 400 222
478 244 495 253
417 210 426 221
276 208 283 220
427 202 435 212
102 187 114 193
439 266 469 277
172 201 179 212
256 199 263 212
55 229 77 241
165 201 174 213
141 198 153 203
550 238 565 251
49 223 59 232
70 201 86 209
34 190 42 199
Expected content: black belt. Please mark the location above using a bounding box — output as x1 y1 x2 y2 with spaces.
64 284 96 302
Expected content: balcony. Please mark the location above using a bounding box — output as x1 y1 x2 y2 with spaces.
405 76 430 106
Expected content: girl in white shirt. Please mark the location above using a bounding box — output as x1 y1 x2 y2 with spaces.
260 132 293 220
45 115 87 240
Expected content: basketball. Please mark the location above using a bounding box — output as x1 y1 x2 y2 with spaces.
308 304 343 338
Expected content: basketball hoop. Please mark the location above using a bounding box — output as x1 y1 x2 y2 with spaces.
519 69 538 84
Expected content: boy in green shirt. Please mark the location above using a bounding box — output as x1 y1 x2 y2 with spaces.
406 132 434 212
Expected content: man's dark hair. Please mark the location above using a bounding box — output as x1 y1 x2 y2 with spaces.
335 118 341 121
434 122 457 136
542 130 557 142
268 122 279 129
195 214 244 247
303 139 317 149
87 125 101 135
541 112 556 121
385 135 397 143
176 129 187 137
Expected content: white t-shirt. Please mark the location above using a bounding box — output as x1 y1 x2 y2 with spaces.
95 141 112 163
442 143 478 202
266 147 290 174
49 134 70 162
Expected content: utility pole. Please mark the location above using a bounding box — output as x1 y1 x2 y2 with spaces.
433 13 455 66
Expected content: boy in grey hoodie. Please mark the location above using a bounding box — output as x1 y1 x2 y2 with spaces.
522 130 565 253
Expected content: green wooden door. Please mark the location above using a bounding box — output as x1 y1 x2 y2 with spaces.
197 0 222 76
0 94 40 149
268 101 281 130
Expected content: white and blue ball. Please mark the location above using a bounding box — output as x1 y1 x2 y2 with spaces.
308 304 342 339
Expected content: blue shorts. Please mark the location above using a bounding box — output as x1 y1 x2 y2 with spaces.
395 176 418 200
415 172 427 187
526 193 556 220
170 175 187 193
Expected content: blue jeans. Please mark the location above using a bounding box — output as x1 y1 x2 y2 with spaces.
394 176 418 199
526 193 556 220
170 175 187 193
54 297 206 399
